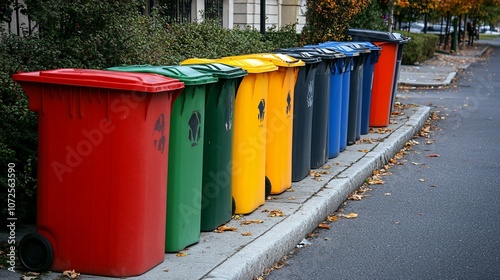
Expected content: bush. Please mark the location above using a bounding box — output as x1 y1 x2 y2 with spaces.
399 31 438 65
0 1 299 226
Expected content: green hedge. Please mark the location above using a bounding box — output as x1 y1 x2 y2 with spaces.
0 1 300 226
398 31 438 65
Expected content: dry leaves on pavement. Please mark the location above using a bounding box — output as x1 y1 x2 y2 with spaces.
62 270 80 279
215 225 238 233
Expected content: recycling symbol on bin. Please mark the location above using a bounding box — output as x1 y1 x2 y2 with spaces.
188 111 202 147
306 80 314 108
153 114 166 153
257 99 266 123
286 91 291 116
224 94 233 131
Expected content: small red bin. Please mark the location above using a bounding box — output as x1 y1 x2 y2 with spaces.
13 69 184 277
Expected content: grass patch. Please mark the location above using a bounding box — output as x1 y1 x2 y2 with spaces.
479 34 500 40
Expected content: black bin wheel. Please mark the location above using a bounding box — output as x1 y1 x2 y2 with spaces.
265 176 272 199
19 232 53 272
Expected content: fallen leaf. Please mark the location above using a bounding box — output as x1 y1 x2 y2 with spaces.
215 225 238 233
327 215 339 222
241 231 252 236
348 194 364 201
163 268 169 272
22 273 41 280
62 269 80 279
318 223 331 230
287 197 296 200
340 213 358 219
273 260 286 269
427 153 440 157
176 251 188 257
268 209 284 217
286 187 295 192
358 149 369 153
367 175 385 185
240 219 263 225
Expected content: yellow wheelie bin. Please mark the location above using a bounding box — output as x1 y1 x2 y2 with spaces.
182 58 277 214
224 54 304 195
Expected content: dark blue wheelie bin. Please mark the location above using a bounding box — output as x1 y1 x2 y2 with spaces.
274 50 321 181
349 42 381 135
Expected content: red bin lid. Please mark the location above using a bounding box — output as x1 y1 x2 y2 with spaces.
13 68 185 93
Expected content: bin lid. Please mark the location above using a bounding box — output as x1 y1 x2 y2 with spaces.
216 58 278 73
274 50 322 64
315 43 360 57
12 68 185 93
335 42 371 54
224 53 305 68
392 32 411 44
278 47 343 60
301 46 347 58
178 63 248 79
107 65 218 86
348 42 382 51
346 28 399 43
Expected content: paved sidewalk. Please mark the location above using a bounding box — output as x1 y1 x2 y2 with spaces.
1 43 491 280
398 44 489 87
1 105 430 280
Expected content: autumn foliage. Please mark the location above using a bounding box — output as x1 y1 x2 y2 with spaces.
300 0 372 45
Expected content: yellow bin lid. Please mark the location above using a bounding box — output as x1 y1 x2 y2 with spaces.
181 58 218 65
182 57 278 74
225 53 305 68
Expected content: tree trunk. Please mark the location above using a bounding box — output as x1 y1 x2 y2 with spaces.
444 12 451 50
424 13 428 34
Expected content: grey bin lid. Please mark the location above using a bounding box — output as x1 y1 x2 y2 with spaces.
274 49 322 64
347 28 399 43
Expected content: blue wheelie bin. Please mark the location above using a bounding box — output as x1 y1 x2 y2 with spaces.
317 42 360 148
303 46 347 158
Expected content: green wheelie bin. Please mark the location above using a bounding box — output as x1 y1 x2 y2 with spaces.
107 65 217 252
179 62 248 231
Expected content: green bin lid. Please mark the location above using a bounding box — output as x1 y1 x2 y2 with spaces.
224 53 305 68
107 65 218 86
180 63 248 79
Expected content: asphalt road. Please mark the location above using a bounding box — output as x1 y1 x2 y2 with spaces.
266 46 500 280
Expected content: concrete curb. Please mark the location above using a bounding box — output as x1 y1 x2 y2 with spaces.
476 45 490 57
203 106 431 280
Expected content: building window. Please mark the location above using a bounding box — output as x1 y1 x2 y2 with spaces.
160 0 192 23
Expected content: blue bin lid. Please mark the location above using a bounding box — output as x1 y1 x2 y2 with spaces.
314 43 360 57
301 46 346 59
283 47 345 60
319 42 370 54
348 42 382 51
